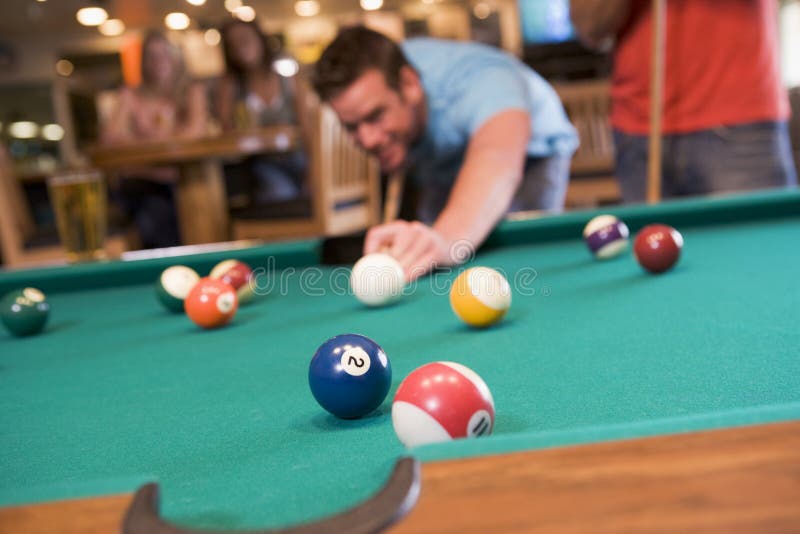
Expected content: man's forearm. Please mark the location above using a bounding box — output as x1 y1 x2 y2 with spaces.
570 0 631 49
433 155 523 259
431 110 530 263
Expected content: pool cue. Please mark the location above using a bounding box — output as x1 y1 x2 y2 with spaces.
647 0 667 204
383 172 405 224
375 172 405 256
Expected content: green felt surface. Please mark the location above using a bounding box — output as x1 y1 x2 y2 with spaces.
1 190 799 529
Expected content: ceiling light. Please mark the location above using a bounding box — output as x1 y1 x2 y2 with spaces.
55 59 74 77
294 0 320 17
361 0 383 10
273 58 299 77
76 7 108 26
9 122 39 139
186 0 206 5
234 5 256 22
42 124 65 141
224 0 243 13
165 12 190 30
204 28 221 46
99 18 125 36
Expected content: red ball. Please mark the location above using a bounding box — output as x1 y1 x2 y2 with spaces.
392 362 494 448
633 224 683 273
210 260 255 304
184 277 238 329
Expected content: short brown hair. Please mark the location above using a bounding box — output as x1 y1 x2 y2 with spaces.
312 26 412 101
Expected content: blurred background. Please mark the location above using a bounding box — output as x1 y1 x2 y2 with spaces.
0 0 798 263
0 0 608 171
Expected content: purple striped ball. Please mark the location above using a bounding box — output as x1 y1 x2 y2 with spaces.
583 215 630 259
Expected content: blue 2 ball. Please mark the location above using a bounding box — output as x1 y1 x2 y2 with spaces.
308 334 392 419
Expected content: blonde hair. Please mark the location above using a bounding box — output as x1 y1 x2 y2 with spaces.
139 31 189 98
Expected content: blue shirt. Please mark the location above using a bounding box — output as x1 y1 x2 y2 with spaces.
402 38 578 187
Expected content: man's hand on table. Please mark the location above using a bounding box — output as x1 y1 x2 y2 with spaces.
364 221 471 282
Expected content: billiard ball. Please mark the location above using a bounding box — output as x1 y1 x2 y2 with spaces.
155 265 200 312
184 277 238 329
210 259 255 304
633 224 684 274
350 253 405 307
450 267 511 328
0 288 50 337
392 361 494 448
308 333 392 419
583 214 630 259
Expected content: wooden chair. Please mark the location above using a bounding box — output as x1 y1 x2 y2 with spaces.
0 145 127 270
553 79 622 208
230 93 381 241
0 147 62 268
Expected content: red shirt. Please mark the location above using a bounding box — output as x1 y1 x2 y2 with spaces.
611 0 789 135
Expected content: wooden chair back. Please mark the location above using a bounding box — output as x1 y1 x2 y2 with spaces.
554 79 615 175
311 100 381 235
0 145 65 268
552 79 621 207
231 91 381 241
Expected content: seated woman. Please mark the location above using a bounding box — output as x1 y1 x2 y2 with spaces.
216 19 308 211
101 31 208 248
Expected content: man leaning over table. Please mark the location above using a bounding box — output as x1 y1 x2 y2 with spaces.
312 26 578 281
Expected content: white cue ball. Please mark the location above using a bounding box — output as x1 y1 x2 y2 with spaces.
350 253 406 307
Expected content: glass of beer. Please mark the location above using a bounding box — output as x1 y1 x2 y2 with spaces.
47 170 108 262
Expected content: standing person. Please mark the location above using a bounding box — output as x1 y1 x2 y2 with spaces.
101 31 208 248
312 26 578 280
216 19 308 207
570 0 798 202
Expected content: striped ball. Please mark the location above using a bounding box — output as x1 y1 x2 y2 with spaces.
583 215 630 259
392 362 494 448
210 259 255 304
449 267 511 328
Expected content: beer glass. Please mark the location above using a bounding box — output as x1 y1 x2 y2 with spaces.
47 170 108 262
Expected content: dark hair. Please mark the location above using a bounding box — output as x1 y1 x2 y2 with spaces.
220 19 275 83
312 26 411 101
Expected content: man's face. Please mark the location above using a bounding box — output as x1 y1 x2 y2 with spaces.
328 67 423 173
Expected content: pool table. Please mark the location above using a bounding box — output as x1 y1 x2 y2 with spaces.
1 190 799 533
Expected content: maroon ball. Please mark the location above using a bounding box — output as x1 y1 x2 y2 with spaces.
633 224 683 273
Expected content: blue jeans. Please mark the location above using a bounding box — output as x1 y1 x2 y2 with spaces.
613 121 798 203
509 155 571 213
417 155 571 223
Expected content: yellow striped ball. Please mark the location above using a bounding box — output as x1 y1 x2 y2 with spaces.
449 267 511 328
